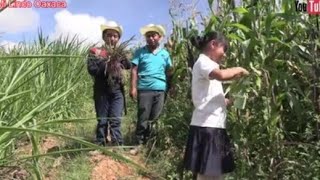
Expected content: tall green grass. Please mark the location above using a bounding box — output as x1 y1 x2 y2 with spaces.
0 34 91 177
0 34 153 179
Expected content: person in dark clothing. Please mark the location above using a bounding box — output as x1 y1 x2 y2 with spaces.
87 21 131 146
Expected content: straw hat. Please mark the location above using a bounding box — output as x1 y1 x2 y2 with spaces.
100 21 123 37
140 24 166 36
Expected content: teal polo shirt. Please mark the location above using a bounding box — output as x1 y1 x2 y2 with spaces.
131 46 172 91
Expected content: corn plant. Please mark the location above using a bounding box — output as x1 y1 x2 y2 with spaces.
152 0 320 179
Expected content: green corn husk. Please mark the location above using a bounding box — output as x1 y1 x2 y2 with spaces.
225 76 251 109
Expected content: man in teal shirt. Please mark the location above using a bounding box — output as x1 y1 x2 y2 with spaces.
130 24 173 155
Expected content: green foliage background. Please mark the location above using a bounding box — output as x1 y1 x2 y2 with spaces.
150 0 320 179
1 0 320 179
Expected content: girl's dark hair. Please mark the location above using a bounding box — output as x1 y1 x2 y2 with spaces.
190 31 228 52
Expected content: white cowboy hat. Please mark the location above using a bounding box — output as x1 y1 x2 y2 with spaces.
100 21 123 37
140 24 166 36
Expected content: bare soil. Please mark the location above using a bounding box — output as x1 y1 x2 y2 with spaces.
12 135 154 180
88 150 151 180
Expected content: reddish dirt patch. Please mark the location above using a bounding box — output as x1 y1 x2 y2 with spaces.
0 166 29 180
14 136 62 180
15 136 61 156
15 142 32 156
15 136 154 180
88 151 151 180
41 136 61 153
44 156 64 180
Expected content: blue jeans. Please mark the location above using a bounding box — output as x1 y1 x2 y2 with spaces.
94 90 124 145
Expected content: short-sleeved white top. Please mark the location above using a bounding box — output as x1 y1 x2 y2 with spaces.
190 54 227 129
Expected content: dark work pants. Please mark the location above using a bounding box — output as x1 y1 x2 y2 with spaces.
94 90 124 145
135 90 165 145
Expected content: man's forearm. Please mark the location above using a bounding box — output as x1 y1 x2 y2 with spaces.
131 67 138 89
166 67 174 76
166 67 174 88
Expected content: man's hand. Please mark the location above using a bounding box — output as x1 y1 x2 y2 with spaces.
130 87 137 100
89 47 107 59
130 66 138 101
168 86 177 98
225 98 233 106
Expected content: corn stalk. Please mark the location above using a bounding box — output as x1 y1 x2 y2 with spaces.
155 0 320 178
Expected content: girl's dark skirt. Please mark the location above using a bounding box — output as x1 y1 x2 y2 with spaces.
183 125 235 176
